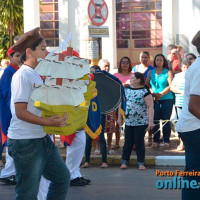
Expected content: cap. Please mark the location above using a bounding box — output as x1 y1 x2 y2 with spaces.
12 27 43 54
192 30 200 48
6 46 15 57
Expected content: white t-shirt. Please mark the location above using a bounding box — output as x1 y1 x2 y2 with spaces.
176 57 200 132
8 64 47 139
172 72 185 107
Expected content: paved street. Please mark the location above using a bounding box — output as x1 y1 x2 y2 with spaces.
0 166 183 200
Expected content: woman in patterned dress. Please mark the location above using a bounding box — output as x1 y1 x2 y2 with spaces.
119 72 154 170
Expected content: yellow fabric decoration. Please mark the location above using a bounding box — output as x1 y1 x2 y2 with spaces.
120 108 125 123
84 81 97 101
84 124 102 140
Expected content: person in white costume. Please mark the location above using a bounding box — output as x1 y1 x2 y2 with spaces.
66 130 91 186
0 47 21 185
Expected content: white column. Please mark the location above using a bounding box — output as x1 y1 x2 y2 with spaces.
101 0 117 73
175 0 190 54
58 0 68 48
68 0 80 51
59 0 81 52
163 0 200 56
162 0 173 56
79 0 91 58
23 0 40 32
178 0 200 54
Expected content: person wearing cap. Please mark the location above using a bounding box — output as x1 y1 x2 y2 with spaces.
48 50 92 187
0 47 21 185
176 30 200 200
62 50 92 186
7 27 70 200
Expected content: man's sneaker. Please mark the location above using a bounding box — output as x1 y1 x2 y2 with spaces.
70 177 86 186
0 175 16 185
80 177 91 185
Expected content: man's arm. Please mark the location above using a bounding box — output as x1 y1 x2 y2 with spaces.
171 82 184 95
144 94 155 131
188 95 200 119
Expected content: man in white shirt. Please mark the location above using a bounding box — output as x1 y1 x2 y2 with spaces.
176 30 200 200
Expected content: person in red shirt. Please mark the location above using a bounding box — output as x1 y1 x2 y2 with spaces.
166 44 182 74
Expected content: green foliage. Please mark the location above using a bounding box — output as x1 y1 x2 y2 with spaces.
0 0 23 60
0 34 10 59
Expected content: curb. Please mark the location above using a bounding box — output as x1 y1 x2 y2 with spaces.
2 153 155 166
156 156 185 167
60 154 156 166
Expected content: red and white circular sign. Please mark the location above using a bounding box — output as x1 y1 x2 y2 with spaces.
88 0 108 26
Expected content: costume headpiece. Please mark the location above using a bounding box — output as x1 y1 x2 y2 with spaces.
192 30 200 48
12 27 43 54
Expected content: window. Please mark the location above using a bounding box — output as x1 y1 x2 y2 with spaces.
40 0 59 47
116 0 162 48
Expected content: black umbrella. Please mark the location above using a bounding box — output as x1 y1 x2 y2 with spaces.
93 71 122 114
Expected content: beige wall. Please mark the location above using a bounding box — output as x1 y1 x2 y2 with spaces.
23 0 200 67
101 0 117 73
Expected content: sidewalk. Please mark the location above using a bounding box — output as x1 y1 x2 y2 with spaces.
57 130 185 167
1 131 185 167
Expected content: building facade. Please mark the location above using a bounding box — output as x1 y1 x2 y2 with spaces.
23 0 200 72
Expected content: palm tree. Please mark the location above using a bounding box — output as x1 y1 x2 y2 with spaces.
0 0 23 60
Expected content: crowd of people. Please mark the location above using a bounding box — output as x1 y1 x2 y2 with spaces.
0 43 196 168
0 27 199 200
83 44 195 171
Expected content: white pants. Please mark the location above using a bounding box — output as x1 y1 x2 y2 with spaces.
37 176 50 200
65 130 86 180
0 147 15 178
37 131 86 199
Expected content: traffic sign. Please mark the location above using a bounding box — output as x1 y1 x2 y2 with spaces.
88 0 108 26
